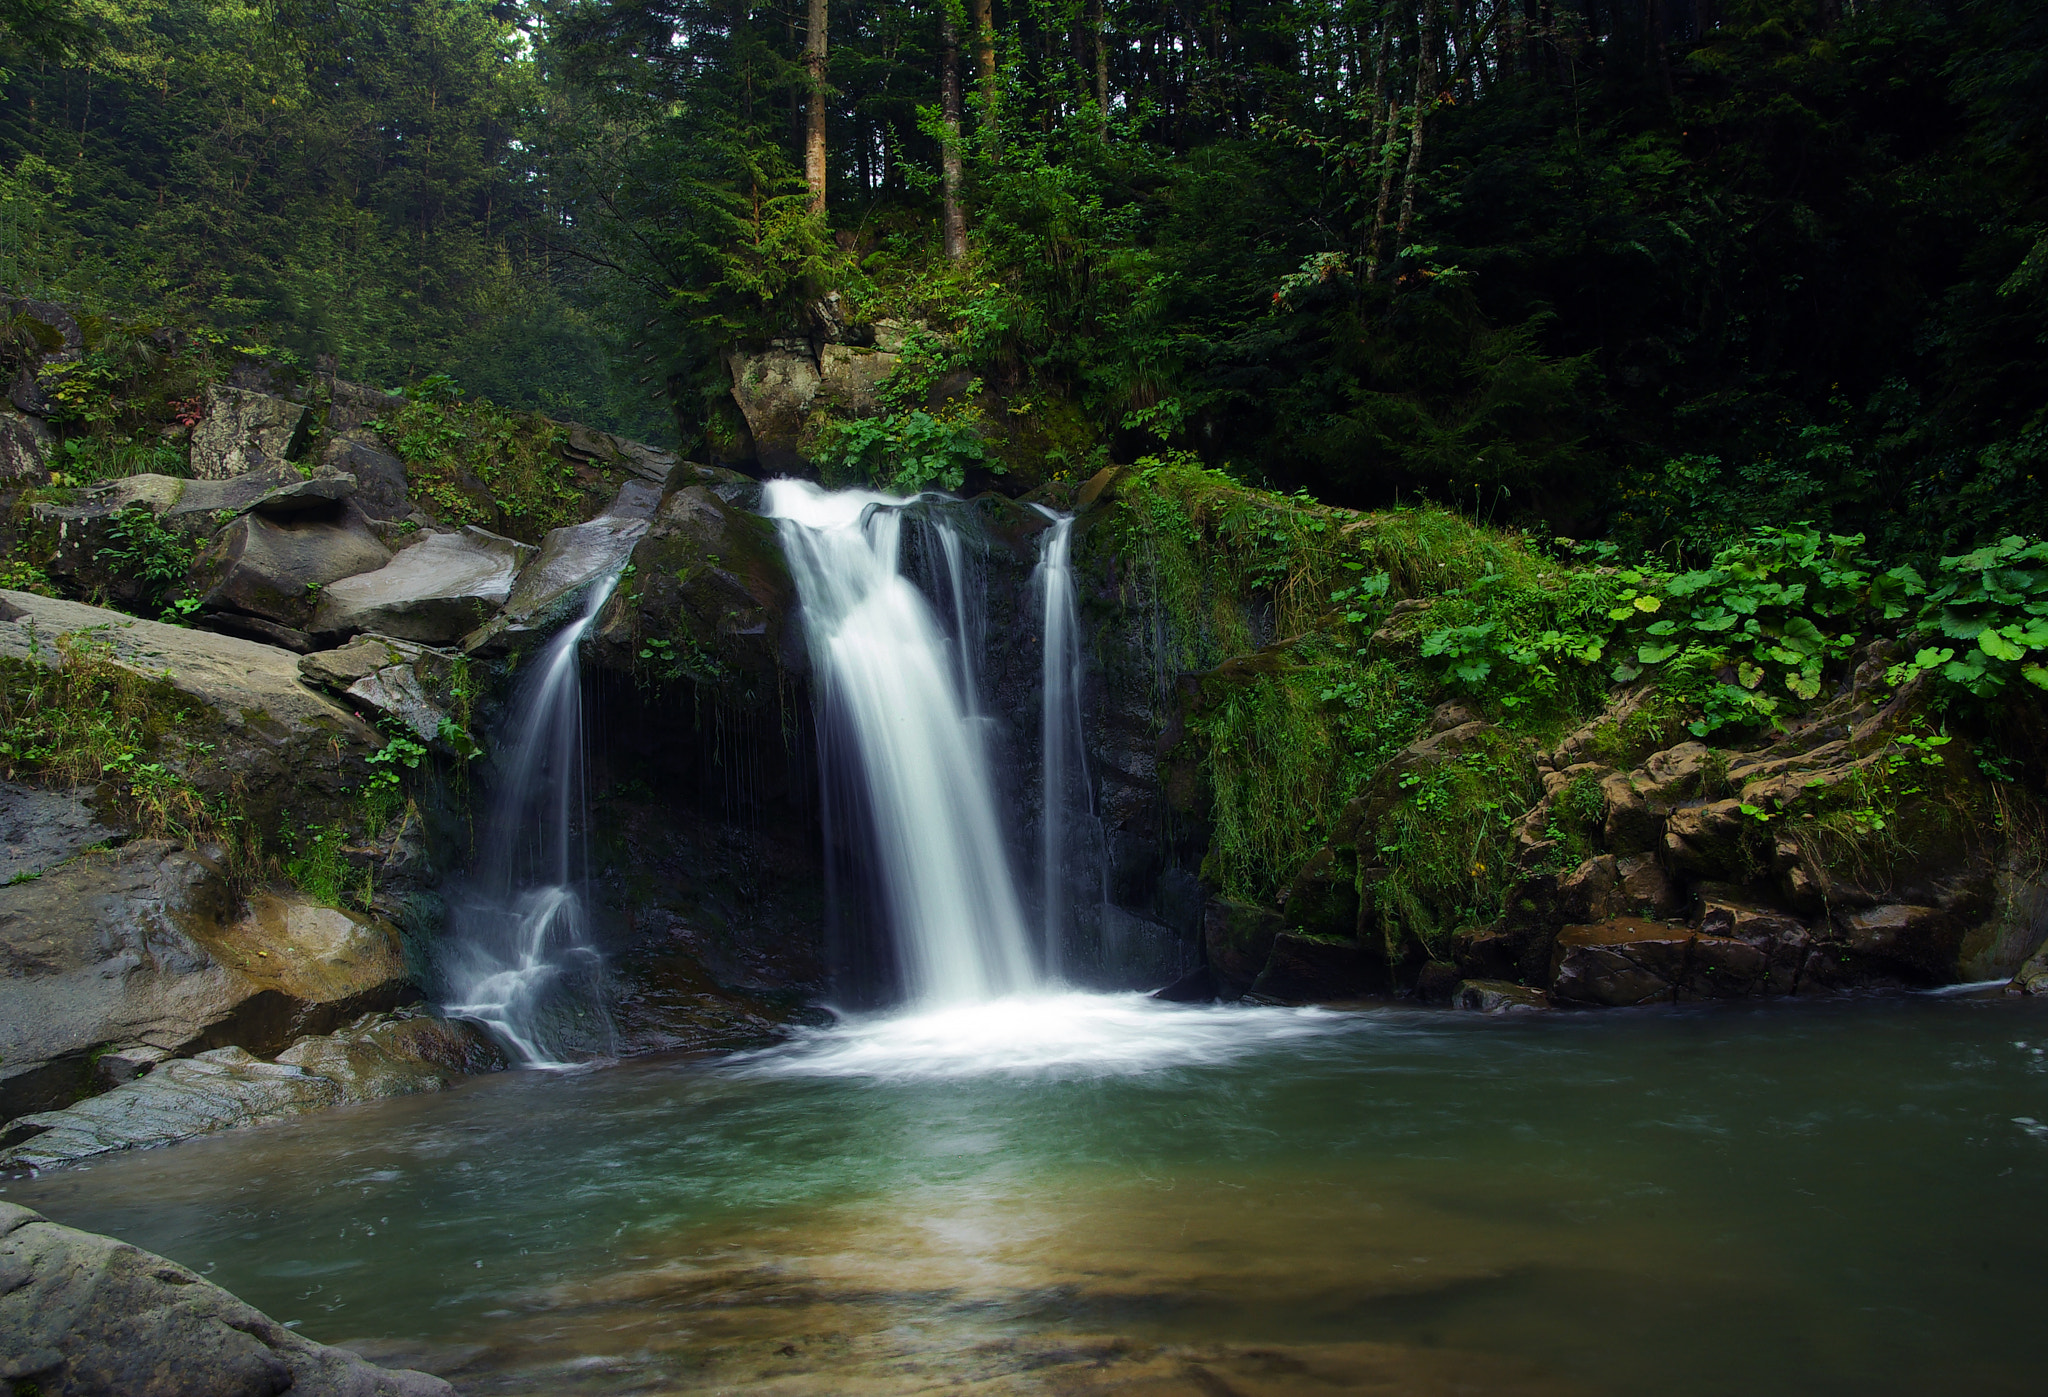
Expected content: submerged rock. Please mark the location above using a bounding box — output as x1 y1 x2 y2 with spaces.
0 1200 452 1394
1456 979 1550 1012
1202 897 1283 1001
1 1010 504 1171
1247 932 1388 1004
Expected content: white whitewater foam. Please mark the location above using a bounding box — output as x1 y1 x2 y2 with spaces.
728 991 1349 1081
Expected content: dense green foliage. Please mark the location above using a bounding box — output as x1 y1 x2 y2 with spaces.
0 0 667 438
1100 455 2046 936
3 0 2045 545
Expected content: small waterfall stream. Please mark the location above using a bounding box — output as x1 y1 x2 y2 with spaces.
768 480 1037 1005
441 577 621 1064
1031 508 1090 979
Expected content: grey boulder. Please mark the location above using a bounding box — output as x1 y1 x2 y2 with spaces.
188 385 311 480
189 504 391 631
463 506 648 655
0 1201 452 1395
311 526 534 644
0 407 54 481
0 844 414 1124
315 433 411 519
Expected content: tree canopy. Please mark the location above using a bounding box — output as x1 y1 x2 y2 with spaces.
2 0 2043 553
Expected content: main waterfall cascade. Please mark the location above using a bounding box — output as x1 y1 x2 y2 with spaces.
440 577 622 1065
767 480 1040 1005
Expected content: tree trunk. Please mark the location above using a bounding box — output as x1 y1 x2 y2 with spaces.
1394 0 1440 254
971 0 996 86
1091 0 1109 129
804 0 829 216
941 3 967 259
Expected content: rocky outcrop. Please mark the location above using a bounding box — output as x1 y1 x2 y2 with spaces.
1 1009 505 1171
0 841 414 1124
725 340 823 473
3 296 82 417
0 1200 452 1395
0 407 53 481
311 526 534 644
189 499 391 638
0 589 380 827
1086 570 2048 1008
589 474 800 683
187 384 311 479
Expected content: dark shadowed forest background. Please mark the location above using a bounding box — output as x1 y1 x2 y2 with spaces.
0 0 2042 555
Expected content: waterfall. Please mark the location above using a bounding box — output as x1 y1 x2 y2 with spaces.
441 578 620 1065
1031 510 1089 979
767 480 1037 1006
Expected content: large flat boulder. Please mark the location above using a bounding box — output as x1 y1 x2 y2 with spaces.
188 384 310 479
463 506 647 654
189 504 390 631
0 591 378 829
311 526 534 644
0 1200 452 1395
0 843 413 1124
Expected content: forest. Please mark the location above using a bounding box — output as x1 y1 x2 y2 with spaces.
0 0 2040 555
6 4 2048 1391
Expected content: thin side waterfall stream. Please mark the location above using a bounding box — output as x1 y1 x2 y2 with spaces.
439 576 622 1065
1032 506 1093 978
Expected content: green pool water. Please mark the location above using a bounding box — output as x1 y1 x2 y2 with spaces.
8 990 2046 1395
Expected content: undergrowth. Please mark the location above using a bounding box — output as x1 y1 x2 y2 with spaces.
1107 460 2048 937
375 376 606 542
0 629 258 878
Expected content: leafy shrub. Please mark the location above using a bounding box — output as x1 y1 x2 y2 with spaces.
96 505 194 612
376 391 603 542
815 408 994 494
1888 535 2048 696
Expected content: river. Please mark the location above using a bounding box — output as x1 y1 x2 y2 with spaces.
7 989 2046 1394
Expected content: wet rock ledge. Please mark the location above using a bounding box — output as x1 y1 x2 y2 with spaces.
0 1201 450 1396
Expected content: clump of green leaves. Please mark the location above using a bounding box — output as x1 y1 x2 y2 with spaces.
376 388 603 543
96 505 193 612
815 408 995 494
1887 535 2048 696
0 628 221 843
1407 525 2000 736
